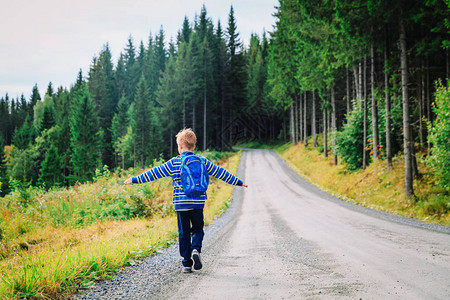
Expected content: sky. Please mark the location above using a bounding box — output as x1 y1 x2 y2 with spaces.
0 0 278 100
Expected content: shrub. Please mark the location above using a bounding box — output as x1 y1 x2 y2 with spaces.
428 80 450 191
335 108 365 171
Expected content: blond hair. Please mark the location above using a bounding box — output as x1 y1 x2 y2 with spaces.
176 128 197 150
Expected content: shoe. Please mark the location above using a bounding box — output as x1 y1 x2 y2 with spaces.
192 249 202 270
182 266 192 273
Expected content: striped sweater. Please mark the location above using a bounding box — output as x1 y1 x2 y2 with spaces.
132 151 243 211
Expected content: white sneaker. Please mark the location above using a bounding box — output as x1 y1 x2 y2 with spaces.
182 266 192 273
192 249 202 270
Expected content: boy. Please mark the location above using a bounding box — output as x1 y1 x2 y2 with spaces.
124 128 247 273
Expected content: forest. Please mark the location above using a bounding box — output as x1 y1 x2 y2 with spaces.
0 0 449 199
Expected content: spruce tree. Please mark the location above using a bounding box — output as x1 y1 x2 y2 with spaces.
115 54 127 100
46 82 54 97
131 75 151 168
111 95 130 168
226 5 247 145
213 21 229 149
124 36 138 99
0 136 6 195
156 49 182 157
89 45 117 167
12 115 35 149
40 103 56 131
0 97 10 144
38 144 62 188
29 84 41 119
69 85 102 182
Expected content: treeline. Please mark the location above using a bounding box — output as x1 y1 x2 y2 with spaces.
0 1 449 198
267 0 449 197
0 5 280 194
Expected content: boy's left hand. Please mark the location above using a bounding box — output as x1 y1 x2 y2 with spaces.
124 177 133 185
242 184 248 188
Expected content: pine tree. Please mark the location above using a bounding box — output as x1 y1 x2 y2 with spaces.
89 45 117 167
38 144 62 188
186 31 203 133
226 5 247 145
54 89 71 181
69 85 102 182
0 97 10 144
213 21 229 149
111 95 130 169
175 41 190 128
29 84 41 119
12 115 35 149
124 36 138 99
179 16 192 44
131 75 152 168
156 48 182 157
0 136 6 195
115 54 127 100
46 82 54 97
40 102 56 131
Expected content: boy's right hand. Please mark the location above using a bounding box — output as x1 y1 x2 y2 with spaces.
124 177 133 185
242 184 248 188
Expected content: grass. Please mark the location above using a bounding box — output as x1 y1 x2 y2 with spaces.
0 151 242 299
276 141 449 225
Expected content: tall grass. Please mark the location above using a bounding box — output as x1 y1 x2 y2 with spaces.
0 151 242 299
278 142 449 225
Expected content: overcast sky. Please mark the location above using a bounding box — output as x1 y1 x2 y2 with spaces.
0 0 278 100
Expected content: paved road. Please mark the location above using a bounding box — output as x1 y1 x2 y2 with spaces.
158 149 450 299
78 149 450 299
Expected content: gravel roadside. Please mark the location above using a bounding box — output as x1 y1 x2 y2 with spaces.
74 149 449 299
73 152 247 300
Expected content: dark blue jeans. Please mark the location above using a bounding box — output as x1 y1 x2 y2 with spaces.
176 209 204 267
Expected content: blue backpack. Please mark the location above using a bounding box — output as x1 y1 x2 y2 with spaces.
179 154 209 198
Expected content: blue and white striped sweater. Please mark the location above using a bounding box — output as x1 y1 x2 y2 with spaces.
132 152 243 211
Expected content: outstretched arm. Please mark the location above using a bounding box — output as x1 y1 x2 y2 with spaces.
124 159 176 185
205 158 246 187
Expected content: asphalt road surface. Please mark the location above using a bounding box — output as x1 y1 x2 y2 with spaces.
79 149 450 299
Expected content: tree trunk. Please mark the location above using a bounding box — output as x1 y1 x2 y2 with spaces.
312 90 317 147
299 94 303 143
353 65 358 104
203 85 207 150
363 57 367 102
447 47 449 79
419 59 424 145
331 86 337 165
358 62 363 109
346 68 351 117
426 55 431 152
384 40 392 170
399 10 414 198
133 143 136 169
296 97 299 143
290 104 295 144
303 91 307 146
363 62 368 170
371 45 379 160
323 106 328 158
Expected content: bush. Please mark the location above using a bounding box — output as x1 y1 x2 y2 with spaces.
428 80 450 191
335 108 365 171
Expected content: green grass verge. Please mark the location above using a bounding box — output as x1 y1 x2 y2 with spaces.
276 141 449 225
0 151 242 299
